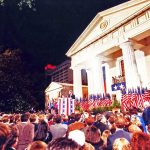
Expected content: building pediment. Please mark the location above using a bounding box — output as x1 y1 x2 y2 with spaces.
66 0 150 57
45 82 63 93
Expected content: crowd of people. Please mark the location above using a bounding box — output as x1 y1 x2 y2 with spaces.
0 101 150 150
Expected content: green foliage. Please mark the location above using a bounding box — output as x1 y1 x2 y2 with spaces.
0 0 36 10
0 49 38 112
75 102 83 113
91 99 121 114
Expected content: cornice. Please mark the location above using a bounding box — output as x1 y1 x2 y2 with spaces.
66 0 150 57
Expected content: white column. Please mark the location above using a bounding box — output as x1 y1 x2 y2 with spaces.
90 56 104 94
135 50 148 87
73 67 82 99
104 63 112 94
120 41 141 89
86 69 94 95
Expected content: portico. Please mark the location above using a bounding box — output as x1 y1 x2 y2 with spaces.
66 0 150 99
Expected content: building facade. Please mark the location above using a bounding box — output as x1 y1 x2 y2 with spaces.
66 0 150 99
46 60 73 84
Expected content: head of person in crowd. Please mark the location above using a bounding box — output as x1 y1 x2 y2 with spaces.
128 124 142 133
21 113 30 122
2 115 10 124
113 138 132 150
96 114 107 124
143 101 150 108
85 117 94 126
68 130 85 147
9 115 15 124
101 130 111 145
30 114 38 123
48 137 81 150
115 115 126 129
27 141 47 150
147 124 150 133
74 113 81 122
38 114 47 123
0 123 10 150
14 114 21 124
47 114 54 122
53 115 62 124
131 132 150 150
4 125 19 150
85 125 101 144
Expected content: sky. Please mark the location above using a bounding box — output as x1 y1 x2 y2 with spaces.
0 0 129 72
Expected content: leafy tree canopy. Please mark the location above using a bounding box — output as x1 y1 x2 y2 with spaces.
0 0 35 10
0 48 38 112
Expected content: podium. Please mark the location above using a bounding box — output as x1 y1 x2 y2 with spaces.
58 97 75 116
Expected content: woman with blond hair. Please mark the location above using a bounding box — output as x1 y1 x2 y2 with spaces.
27 141 47 150
101 130 111 146
113 138 132 150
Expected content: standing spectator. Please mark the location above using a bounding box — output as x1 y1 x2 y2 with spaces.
85 125 104 150
34 114 49 142
48 137 81 150
93 114 109 134
27 141 47 150
113 138 132 150
4 125 19 150
142 101 150 125
50 115 67 140
17 113 34 150
107 116 132 150
131 132 150 150
0 123 10 150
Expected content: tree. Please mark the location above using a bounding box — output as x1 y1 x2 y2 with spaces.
0 49 38 112
0 0 35 10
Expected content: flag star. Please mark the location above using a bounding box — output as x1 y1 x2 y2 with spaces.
120 84 124 89
114 85 118 90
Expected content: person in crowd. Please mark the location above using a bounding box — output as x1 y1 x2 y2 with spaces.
34 114 49 142
68 113 76 125
47 137 81 150
50 115 67 140
17 113 34 150
4 125 19 150
68 129 94 150
107 115 116 134
93 114 109 134
128 124 142 134
107 115 132 150
0 123 10 150
101 130 111 147
113 138 132 150
27 141 47 150
2 115 10 125
47 114 54 126
147 124 150 134
83 116 95 134
85 125 104 150
67 113 85 133
14 114 21 125
30 114 38 133
9 115 15 126
131 132 150 150
142 101 150 126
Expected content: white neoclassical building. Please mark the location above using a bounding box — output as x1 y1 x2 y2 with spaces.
66 0 150 99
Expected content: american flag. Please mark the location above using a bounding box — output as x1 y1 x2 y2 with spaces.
121 88 150 111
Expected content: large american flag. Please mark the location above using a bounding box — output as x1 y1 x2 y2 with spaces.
121 88 150 111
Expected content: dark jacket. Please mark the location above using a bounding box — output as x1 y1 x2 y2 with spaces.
142 106 150 125
107 130 132 150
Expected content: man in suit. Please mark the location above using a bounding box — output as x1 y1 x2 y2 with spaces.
107 115 132 150
17 113 34 150
50 115 67 140
142 101 150 125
